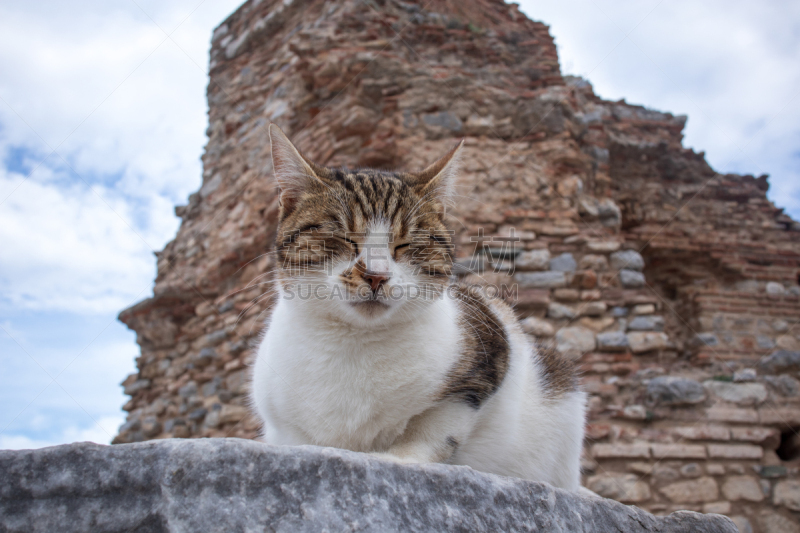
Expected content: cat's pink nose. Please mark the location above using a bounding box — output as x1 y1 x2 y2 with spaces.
363 271 390 292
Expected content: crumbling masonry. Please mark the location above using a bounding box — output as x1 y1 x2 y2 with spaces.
115 1 800 530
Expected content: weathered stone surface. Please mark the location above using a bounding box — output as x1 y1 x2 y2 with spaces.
773 480 800 511
730 516 753 533
549 253 577 272
555 326 596 358
0 440 737 533
767 375 800 397
703 381 768 405
650 444 706 460
706 407 759 424
730 427 780 448
721 476 764 502
757 510 800 533
627 315 665 331
520 317 555 337
707 444 763 460
619 269 646 288
515 249 550 271
628 332 670 353
766 281 786 295
610 250 645 272
592 443 650 459
579 254 608 271
680 463 703 478
585 241 621 253
646 377 706 406
586 473 651 503
631 304 655 315
660 477 719 503
733 369 757 382
759 350 800 375
548 302 577 319
516 271 567 289
673 425 730 441
596 331 629 351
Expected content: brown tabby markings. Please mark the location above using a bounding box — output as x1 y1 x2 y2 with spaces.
440 284 511 409
536 344 579 400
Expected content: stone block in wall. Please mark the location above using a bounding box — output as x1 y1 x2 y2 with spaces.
586 241 621 253
581 301 607 316
619 269 646 288
703 381 767 406
555 326 596 358
627 315 665 331
706 407 759 424
756 510 800 533
225 370 249 395
721 476 765 502
660 477 719 503
680 463 703 478
764 374 800 396
703 502 731 515
592 443 650 459
549 253 577 272
514 289 551 310
597 331 629 351
553 288 580 302
628 332 669 353
218 404 249 425
610 250 645 271
773 480 800 511
707 444 764 460
758 350 800 375
586 473 651 503
520 317 554 337
758 407 800 426
650 444 707 460
645 376 705 406
515 271 567 289
632 304 655 315
673 425 730 441
580 254 608 271
580 316 615 332
548 302 576 319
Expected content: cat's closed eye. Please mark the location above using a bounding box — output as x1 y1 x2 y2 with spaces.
342 236 359 254
393 242 411 259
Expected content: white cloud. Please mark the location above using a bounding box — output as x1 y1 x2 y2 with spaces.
0 0 241 313
518 0 800 217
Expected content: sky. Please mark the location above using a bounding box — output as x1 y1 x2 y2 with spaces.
1 0 798 450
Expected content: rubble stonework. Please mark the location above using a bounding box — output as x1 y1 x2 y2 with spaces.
115 0 800 530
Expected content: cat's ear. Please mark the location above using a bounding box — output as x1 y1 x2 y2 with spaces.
410 140 464 206
270 124 324 217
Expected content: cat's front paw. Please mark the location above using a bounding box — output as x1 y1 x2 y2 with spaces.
368 451 421 465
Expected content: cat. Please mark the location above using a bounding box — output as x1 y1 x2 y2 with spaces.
250 124 587 491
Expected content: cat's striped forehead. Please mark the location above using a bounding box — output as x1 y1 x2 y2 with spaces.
296 167 442 236
324 168 413 224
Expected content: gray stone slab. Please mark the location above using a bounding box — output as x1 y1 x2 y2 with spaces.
0 439 737 533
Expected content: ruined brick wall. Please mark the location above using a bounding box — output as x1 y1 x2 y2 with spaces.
115 0 800 529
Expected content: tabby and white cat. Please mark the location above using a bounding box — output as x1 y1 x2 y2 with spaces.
250 124 586 490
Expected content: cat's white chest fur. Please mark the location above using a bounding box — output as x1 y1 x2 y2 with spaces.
252 295 461 452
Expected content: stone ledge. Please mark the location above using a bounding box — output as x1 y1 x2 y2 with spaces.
0 438 737 533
